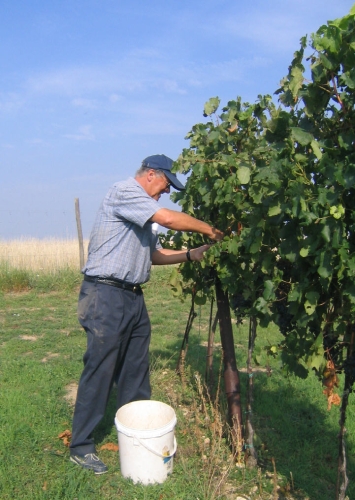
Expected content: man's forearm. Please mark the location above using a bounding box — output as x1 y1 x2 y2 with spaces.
152 245 211 265
152 248 189 265
151 208 223 241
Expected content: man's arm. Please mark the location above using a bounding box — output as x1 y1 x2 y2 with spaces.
152 245 211 265
151 208 224 241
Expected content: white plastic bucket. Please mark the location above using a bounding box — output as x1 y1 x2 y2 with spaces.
114 400 177 485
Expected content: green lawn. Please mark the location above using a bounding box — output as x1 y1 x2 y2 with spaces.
0 266 354 499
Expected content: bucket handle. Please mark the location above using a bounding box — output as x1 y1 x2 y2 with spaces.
133 436 177 459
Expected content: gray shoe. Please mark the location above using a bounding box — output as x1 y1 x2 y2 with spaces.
70 453 108 474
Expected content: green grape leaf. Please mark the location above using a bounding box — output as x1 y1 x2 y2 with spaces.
291 127 313 145
237 166 251 184
311 139 322 159
268 204 282 216
203 97 220 117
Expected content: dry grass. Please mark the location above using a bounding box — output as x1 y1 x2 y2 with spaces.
0 238 89 272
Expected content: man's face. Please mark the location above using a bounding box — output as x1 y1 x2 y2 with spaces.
149 171 171 201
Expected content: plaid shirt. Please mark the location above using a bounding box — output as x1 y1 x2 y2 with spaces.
83 177 162 284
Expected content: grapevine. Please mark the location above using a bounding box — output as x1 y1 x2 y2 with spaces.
167 6 355 497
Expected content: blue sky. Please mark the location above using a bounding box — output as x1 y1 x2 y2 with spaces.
1 0 354 239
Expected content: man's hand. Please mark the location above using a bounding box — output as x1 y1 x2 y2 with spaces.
209 227 224 241
189 244 212 262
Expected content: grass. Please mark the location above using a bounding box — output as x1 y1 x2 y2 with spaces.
0 258 354 499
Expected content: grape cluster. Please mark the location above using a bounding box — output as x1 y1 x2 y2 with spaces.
230 293 252 319
273 298 295 336
276 258 293 277
341 350 355 393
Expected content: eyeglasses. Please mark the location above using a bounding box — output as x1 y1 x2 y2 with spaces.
155 170 171 189
163 177 171 189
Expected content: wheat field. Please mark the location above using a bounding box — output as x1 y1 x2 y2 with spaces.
0 238 89 272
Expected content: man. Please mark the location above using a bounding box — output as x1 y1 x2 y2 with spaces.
69 154 224 474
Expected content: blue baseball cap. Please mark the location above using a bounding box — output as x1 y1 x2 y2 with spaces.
142 154 185 191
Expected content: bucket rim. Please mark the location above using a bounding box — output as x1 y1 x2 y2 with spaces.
116 400 174 410
115 400 177 438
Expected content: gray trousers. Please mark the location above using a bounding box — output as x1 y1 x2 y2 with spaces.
70 280 151 456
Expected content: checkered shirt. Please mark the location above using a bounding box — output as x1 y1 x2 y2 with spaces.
83 177 162 284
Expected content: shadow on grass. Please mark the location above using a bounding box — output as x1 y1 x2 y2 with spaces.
149 337 354 500
250 376 354 500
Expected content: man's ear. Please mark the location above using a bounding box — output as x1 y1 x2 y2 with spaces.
147 169 156 182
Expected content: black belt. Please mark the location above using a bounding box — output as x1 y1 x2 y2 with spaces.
83 274 142 293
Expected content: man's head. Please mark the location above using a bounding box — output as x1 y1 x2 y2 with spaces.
141 155 184 191
135 154 185 201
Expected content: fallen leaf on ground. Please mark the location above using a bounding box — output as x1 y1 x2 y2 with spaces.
58 429 72 447
99 443 119 452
